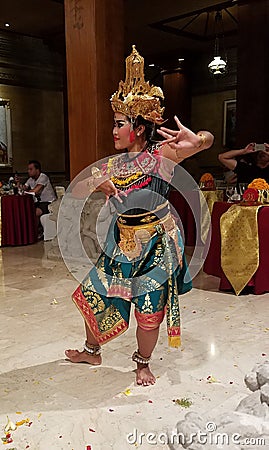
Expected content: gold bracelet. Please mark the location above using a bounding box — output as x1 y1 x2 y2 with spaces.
197 133 207 148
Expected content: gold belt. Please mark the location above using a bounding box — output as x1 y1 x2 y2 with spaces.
117 210 176 260
117 201 169 226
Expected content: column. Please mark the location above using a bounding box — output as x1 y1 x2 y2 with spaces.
64 0 124 179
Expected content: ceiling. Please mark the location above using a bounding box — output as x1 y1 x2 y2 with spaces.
0 0 64 38
0 0 245 58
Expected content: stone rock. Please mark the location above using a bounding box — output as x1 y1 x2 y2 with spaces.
187 444 210 450
244 371 259 392
184 412 206 429
260 383 269 406
218 411 268 438
235 391 264 415
252 401 269 419
257 360 269 388
175 420 201 448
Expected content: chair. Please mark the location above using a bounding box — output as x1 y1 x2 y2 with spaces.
55 186 65 198
40 212 57 241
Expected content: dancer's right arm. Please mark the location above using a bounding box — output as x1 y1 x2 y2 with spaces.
72 176 123 203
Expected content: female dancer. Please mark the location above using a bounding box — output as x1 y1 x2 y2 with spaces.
65 46 214 386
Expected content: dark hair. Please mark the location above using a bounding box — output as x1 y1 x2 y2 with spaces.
133 115 156 142
28 160 41 171
237 152 260 166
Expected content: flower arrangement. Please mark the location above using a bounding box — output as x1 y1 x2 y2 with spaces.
199 173 215 190
248 178 269 190
200 173 214 183
241 178 269 204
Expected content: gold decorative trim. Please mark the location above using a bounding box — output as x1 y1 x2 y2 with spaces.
117 201 168 218
140 215 156 223
110 45 165 124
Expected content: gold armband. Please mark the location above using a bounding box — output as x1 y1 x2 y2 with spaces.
197 133 207 148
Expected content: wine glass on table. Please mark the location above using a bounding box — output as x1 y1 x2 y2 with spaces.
225 185 235 202
239 183 248 196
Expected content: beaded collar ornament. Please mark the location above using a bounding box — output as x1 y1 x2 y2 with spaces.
110 45 165 125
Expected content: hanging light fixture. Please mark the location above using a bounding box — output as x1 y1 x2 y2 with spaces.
208 11 227 77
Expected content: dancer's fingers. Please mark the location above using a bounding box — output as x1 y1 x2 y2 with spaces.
174 115 184 130
114 193 123 203
157 129 173 139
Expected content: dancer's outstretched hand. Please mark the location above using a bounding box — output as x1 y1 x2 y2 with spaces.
157 116 201 151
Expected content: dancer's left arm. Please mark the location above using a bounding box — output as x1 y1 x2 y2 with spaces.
157 116 214 163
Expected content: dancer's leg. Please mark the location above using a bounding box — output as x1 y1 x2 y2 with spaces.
65 321 102 365
135 325 160 386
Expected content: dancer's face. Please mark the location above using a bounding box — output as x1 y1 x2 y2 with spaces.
113 113 133 150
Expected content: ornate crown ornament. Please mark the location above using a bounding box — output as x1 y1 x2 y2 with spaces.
110 45 165 125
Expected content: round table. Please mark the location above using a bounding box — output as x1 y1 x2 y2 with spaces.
0 194 38 246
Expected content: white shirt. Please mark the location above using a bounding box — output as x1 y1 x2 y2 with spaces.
25 173 56 203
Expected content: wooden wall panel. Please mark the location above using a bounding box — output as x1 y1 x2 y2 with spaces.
163 71 191 129
236 0 269 146
64 0 124 179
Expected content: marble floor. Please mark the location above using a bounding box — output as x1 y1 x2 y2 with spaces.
0 242 268 450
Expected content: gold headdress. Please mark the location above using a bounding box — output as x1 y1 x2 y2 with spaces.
110 45 165 125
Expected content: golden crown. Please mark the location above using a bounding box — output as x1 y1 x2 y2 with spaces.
110 45 165 125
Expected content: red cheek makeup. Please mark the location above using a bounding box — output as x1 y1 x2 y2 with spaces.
129 130 135 143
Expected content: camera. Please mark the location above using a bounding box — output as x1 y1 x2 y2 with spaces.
254 143 266 152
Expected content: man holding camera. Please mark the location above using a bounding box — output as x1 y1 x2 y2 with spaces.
218 143 269 184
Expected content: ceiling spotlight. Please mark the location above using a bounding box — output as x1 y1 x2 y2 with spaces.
149 63 155 67
178 58 185 62
4 23 10 27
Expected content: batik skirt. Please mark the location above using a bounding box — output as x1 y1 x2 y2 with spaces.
72 203 192 348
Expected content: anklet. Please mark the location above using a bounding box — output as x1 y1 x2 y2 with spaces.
84 341 101 356
132 350 151 365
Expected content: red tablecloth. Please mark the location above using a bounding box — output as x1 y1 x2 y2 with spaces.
1 195 38 246
204 202 269 294
168 190 201 246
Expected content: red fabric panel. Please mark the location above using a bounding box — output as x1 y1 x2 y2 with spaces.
168 190 200 246
1 195 38 246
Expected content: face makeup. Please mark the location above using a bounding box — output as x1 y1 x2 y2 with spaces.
113 114 133 150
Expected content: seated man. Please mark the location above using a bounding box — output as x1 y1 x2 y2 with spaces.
23 160 56 218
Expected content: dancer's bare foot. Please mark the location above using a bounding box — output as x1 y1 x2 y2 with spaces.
65 349 101 365
136 363 156 386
